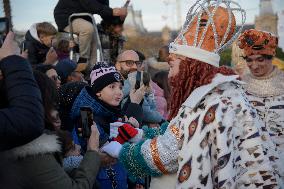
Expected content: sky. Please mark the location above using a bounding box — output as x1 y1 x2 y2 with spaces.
0 0 283 31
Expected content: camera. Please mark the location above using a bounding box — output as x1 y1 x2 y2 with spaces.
0 17 9 48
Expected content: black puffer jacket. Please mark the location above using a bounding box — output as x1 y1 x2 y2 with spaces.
24 24 50 65
0 55 44 151
54 0 113 31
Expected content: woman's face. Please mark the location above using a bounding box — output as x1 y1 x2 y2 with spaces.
46 68 61 89
97 82 123 107
246 54 273 77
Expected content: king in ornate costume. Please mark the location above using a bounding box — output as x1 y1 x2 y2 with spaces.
102 0 283 188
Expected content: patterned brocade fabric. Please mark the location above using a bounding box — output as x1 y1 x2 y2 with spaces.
119 119 181 179
177 82 283 188
243 69 284 184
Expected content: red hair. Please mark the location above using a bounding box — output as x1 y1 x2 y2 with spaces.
168 58 236 120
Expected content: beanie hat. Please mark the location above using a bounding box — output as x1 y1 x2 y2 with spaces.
238 29 278 57
90 62 123 94
55 59 77 82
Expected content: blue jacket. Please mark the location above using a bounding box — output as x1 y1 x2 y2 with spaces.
0 55 44 151
71 86 139 189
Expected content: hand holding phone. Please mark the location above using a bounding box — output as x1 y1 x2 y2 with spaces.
0 32 20 61
87 123 100 151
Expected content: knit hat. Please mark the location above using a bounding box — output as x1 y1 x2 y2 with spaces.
169 0 246 67
90 62 123 94
238 29 278 57
55 59 77 82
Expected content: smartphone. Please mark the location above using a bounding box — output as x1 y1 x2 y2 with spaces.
123 0 130 8
135 71 142 90
0 17 9 47
0 17 9 35
80 106 93 138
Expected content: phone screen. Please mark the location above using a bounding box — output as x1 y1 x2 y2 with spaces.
0 17 9 35
80 107 93 138
135 71 142 90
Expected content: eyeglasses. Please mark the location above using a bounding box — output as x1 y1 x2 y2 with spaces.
50 75 61 81
119 60 143 67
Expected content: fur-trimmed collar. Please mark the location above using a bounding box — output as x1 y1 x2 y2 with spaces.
183 74 244 109
2 133 61 160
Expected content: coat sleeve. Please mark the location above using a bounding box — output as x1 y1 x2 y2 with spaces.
119 117 181 180
24 150 101 189
79 0 113 18
25 41 41 65
0 55 44 151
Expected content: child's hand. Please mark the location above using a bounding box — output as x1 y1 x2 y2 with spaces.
130 85 146 104
124 116 139 128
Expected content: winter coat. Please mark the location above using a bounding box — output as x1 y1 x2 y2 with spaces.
151 81 168 120
242 68 284 182
71 86 143 189
0 133 101 189
54 0 113 31
24 24 50 65
97 24 125 64
119 74 283 188
0 55 44 151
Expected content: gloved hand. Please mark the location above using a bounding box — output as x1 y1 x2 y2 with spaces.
101 141 122 158
129 128 144 143
109 121 124 139
113 123 138 144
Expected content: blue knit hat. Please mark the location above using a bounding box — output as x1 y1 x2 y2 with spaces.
55 59 77 82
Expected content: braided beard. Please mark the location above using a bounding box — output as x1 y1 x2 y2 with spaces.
168 58 236 120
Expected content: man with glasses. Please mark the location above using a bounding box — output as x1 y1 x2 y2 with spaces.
116 50 141 79
238 29 284 182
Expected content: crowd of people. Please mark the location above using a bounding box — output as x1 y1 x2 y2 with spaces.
0 0 284 188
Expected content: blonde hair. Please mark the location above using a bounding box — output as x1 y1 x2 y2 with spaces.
36 22 57 37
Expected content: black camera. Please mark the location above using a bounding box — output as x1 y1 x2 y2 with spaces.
0 17 9 47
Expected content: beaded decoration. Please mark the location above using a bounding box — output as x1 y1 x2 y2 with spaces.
169 0 246 67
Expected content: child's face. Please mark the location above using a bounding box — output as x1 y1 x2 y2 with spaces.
40 35 56 47
97 82 123 107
